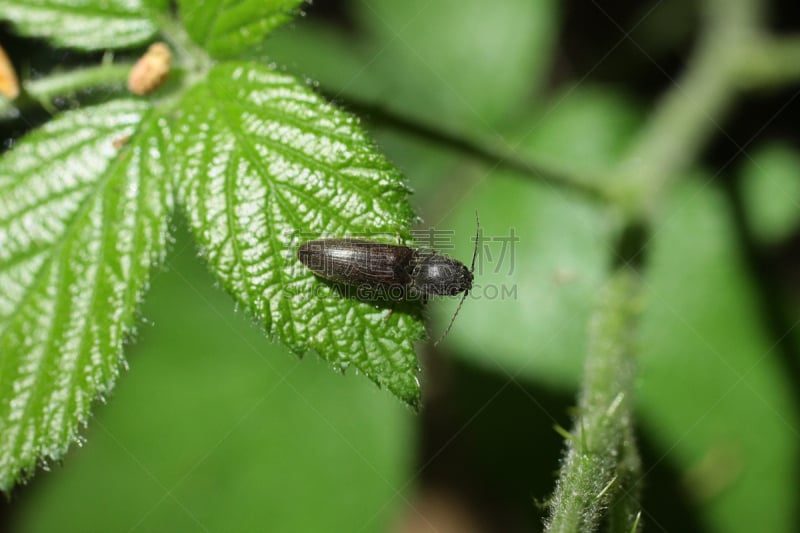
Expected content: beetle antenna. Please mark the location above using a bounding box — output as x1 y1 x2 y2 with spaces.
470 210 480 273
434 211 480 347
434 291 467 346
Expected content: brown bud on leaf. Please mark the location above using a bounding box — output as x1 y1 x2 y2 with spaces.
128 42 171 96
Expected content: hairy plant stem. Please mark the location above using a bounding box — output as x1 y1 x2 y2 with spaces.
545 269 641 533
547 0 766 530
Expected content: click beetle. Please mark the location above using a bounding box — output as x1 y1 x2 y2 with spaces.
297 214 480 344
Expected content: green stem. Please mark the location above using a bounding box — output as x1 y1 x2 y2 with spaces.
0 62 132 119
735 36 800 89
612 5 759 216
545 269 642 533
607 428 643 533
156 14 212 86
29 63 131 104
330 92 610 203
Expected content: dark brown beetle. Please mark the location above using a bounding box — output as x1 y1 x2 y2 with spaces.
297 215 479 344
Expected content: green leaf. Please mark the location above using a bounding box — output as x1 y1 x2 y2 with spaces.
638 180 798 533
178 0 305 59
510 86 642 180
739 142 800 245
0 0 163 51
354 0 559 130
0 100 173 491
172 62 424 406
9 231 413 533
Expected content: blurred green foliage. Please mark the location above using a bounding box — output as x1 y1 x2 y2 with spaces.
740 143 800 245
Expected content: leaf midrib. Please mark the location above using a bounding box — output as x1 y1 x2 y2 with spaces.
202 81 299 345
